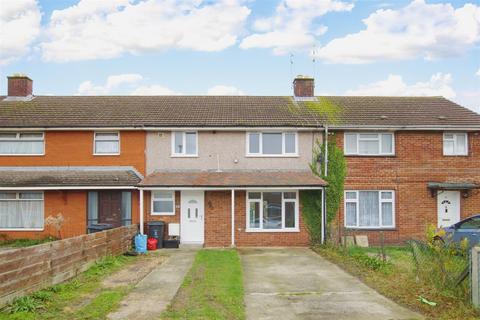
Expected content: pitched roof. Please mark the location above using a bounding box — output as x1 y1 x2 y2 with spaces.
139 170 327 188
0 95 478 129
0 167 142 188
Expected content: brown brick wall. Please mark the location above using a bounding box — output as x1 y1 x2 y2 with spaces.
334 131 480 244
0 130 146 175
0 225 138 307
1 190 141 240
143 191 180 239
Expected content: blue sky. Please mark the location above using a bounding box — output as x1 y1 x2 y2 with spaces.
0 0 479 112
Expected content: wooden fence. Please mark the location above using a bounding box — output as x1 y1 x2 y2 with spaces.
0 225 138 307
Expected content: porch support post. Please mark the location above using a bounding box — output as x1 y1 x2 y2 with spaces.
231 189 235 247
139 189 144 235
321 187 325 244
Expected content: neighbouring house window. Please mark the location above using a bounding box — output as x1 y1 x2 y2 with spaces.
246 132 297 156
0 192 44 230
247 191 298 231
344 132 394 156
152 191 175 215
172 132 197 156
87 191 132 226
94 132 120 155
345 191 395 229
443 133 468 156
0 132 44 155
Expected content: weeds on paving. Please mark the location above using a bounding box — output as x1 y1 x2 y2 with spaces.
0 255 136 320
314 241 479 320
162 249 245 320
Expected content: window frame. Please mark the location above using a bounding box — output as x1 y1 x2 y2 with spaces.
0 132 45 156
151 191 176 216
171 131 198 157
344 190 395 229
344 132 395 156
0 191 44 231
245 190 300 232
443 132 468 156
93 131 120 156
245 132 298 157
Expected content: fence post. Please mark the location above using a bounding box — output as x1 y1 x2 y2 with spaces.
472 246 480 308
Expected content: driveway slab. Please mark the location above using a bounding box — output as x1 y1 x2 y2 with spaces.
107 248 198 320
239 247 422 320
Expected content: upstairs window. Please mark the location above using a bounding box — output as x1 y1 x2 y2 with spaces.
247 132 297 156
443 133 467 156
344 132 394 156
0 132 44 155
172 132 197 156
94 132 120 155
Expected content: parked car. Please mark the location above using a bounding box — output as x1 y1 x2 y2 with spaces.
441 214 480 249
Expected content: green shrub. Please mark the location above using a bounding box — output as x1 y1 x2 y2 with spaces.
8 296 44 313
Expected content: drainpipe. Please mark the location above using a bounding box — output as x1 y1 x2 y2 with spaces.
322 126 329 244
139 189 144 234
231 189 235 247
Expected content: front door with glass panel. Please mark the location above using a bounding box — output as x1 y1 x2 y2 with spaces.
437 190 460 228
180 191 204 244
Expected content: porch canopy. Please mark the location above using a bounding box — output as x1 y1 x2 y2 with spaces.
138 170 327 189
0 166 142 189
427 181 480 197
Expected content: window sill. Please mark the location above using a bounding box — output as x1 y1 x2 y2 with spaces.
93 153 120 156
0 228 44 231
151 212 175 216
245 228 299 233
344 227 396 231
245 154 299 158
170 155 198 158
344 154 395 157
0 154 45 156
443 154 469 157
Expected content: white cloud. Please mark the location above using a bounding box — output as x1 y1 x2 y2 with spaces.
455 90 480 114
77 73 144 95
315 0 480 63
130 85 178 95
476 68 480 77
207 85 245 95
0 0 41 65
240 0 353 55
345 73 456 99
41 0 251 62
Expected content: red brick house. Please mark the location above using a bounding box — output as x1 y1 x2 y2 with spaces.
0 75 479 246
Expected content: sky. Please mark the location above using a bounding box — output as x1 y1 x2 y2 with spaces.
0 0 479 113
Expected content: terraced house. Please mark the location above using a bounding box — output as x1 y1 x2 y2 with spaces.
0 75 479 246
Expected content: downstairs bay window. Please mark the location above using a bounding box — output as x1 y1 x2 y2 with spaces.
0 192 44 230
345 190 395 229
246 191 298 232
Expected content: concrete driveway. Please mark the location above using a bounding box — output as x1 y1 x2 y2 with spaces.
239 248 422 320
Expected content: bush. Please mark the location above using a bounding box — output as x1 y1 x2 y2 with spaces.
8 296 44 313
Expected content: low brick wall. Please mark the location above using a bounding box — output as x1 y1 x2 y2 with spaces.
0 225 138 307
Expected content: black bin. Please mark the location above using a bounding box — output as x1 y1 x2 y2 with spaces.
147 221 165 249
88 223 113 233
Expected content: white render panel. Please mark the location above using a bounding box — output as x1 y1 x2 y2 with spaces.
146 131 322 174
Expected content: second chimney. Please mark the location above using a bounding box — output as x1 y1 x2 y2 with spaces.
7 75 33 98
293 75 314 98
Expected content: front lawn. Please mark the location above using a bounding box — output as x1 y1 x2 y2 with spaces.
314 245 479 320
162 249 245 320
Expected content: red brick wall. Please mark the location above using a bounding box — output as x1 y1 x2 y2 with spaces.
0 190 140 240
334 131 480 244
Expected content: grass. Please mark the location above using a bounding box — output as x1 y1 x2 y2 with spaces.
0 237 56 248
314 244 480 320
162 249 245 320
0 255 137 320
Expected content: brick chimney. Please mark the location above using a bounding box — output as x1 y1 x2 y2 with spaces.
293 75 314 98
7 75 33 98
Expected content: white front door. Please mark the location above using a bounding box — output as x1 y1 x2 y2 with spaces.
437 190 460 228
180 190 204 244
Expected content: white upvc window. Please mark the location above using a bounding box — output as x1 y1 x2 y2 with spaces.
246 190 299 232
443 132 468 156
94 132 120 155
344 132 394 156
151 191 175 215
0 192 44 230
246 132 298 156
344 190 395 229
171 131 197 156
0 132 44 155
